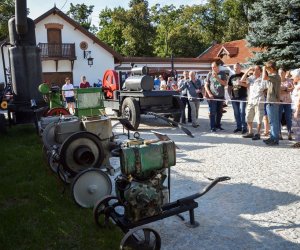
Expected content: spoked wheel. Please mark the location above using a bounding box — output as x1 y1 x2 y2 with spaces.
45 107 70 117
120 226 161 250
93 195 123 228
71 169 112 208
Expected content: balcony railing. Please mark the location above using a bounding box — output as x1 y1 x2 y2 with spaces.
38 43 76 60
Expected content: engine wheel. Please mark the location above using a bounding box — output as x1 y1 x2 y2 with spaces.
121 97 140 130
45 107 70 117
71 169 112 208
59 132 105 176
120 226 161 250
93 195 123 228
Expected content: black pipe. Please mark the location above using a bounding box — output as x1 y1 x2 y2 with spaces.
15 0 28 35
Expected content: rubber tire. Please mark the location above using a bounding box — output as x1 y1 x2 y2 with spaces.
172 96 183 122
121 97 140 130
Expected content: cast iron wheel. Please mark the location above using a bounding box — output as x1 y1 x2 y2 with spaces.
45 107 70 117
71 169 112 208
59 131 105 176
121 97 140 130
120 226 161 250
171 96 183 123
93 195 123 228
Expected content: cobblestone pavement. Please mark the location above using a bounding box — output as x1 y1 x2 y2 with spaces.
112 104 300 250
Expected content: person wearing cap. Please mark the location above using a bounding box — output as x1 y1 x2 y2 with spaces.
290 69 300 147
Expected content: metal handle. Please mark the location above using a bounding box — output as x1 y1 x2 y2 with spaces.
178 176 231 203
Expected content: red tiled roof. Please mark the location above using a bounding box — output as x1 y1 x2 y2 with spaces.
198 39 263 65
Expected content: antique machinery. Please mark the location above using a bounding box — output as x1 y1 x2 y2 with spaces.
102 66 182 130
38 83 70 116
41 115 116 191
38 83 105 118
2 0 44 124
91 133 230 249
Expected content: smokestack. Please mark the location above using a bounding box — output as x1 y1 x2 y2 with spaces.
15 0 28 35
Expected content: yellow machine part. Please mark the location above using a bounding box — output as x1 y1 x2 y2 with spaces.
0 100 8 110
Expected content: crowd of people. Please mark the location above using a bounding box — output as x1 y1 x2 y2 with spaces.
60 65 300 148
154 61 300 147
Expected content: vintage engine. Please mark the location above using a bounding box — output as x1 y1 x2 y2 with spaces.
115 139 176 222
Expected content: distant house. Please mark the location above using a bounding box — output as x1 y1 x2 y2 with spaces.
197 39 262 68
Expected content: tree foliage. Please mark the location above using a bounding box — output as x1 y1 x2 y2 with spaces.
97 1 259 57
247 0 300 69
66 3 94 31
0 0 14 41
97 7 127 53
122 0 154 56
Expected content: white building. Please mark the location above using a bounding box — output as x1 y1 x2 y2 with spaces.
0 7 122 88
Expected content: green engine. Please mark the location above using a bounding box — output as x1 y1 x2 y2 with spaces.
115 140 176 222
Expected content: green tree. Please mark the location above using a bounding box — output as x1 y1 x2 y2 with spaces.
66 3 94 31
122 0 154 56
222 0 255 41
97 7 127 54
150 4 181 57
0 0 14 40
247 0 300 69
202 0 226 44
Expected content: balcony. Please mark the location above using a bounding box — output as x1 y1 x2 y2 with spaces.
38 43 76 60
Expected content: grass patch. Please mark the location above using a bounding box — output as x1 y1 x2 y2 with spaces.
0 125 122 250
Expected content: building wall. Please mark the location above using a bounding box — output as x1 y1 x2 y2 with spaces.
0 15 115 87
35 14 115 87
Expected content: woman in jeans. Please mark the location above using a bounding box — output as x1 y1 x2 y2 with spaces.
278 68 293 140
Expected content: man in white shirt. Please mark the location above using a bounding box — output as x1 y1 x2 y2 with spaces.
241 65 267 140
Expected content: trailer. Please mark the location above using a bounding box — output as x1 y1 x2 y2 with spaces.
102 67 182 130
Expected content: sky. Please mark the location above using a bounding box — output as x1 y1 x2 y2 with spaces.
27 0 206 25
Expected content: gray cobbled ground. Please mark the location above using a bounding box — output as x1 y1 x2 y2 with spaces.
110 103 300 250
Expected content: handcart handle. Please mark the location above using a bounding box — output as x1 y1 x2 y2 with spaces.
178 176 230 203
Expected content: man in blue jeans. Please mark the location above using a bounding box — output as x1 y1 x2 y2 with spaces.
228 63 248 134
205 62 227 132
262 60 281 146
